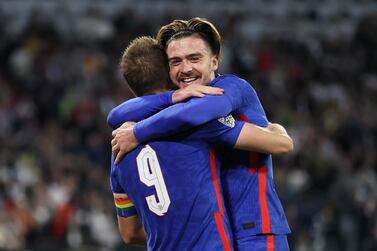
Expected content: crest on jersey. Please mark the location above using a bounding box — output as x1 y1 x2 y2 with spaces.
218 115 235 128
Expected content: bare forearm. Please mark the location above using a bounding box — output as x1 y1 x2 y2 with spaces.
121 227 146 247
118 216 146 247
235 123 294 154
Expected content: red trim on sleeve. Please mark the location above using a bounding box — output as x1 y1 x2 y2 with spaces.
214 212 232 251
267 235 275 251
259 165 271 233
235 114 248 122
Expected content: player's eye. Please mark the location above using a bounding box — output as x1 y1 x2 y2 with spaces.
190 56 200 62
169 60 181 67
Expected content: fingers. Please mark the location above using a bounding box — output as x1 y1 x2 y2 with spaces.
111 138 118 147
111 138 118 153
115 150 125 165
112 143 120 160
114 145 134 164
112 129 118 137
198 85 224 95
111 128 138 165
111 132 121 161
120 121 136 129
172 85 224 103
191 91 205 98
188 84 223 95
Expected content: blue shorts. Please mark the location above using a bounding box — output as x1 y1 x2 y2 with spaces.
235 234 289 251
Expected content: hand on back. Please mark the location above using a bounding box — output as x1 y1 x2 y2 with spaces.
172 84 223 104
112 121 139 164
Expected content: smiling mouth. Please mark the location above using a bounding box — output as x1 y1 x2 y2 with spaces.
179 77 199 85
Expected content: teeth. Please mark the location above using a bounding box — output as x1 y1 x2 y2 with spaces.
182 78 196 83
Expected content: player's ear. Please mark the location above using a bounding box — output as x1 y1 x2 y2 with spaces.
210 55 219 72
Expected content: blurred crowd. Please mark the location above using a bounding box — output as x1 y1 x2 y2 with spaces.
0 1 376 251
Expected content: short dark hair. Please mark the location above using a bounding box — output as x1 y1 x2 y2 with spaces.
156 17 221 57
119 36 171 96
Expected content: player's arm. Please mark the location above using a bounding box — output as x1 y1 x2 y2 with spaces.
234 122 293 154
107 91 174 129
133 90 237 142
132 76 255 143
111 77 261 163
110 92 235 164
117 215 146 246
111 163 146 246
112 193 146 246
197 115 293 154
107 85 224 129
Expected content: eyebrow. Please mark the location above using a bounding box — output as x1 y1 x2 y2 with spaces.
168 57 181 63
168 53 203 62
187 53 203 58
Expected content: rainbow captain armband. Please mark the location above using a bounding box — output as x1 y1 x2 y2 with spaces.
113 193 137 217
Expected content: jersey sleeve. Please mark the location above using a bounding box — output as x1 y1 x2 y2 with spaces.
110 160 137 217
133 95 233 142
211 75 254 111
191 115 245 147
215 75 269 127
107 91 174 129
133 76 253 143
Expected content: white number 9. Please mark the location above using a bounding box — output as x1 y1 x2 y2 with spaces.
136 145 171 216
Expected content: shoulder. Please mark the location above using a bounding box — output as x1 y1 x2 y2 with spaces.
215 74 243 83
213 74 254 90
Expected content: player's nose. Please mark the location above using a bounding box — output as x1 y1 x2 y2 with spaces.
180 61 193 74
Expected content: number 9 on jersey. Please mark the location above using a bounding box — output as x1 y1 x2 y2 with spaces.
136 145 171 216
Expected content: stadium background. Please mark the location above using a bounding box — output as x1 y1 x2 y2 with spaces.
0 0 376 250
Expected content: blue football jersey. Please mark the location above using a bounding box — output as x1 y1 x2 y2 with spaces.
110 117 243 251
107 74 291 249
209 75 291 243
